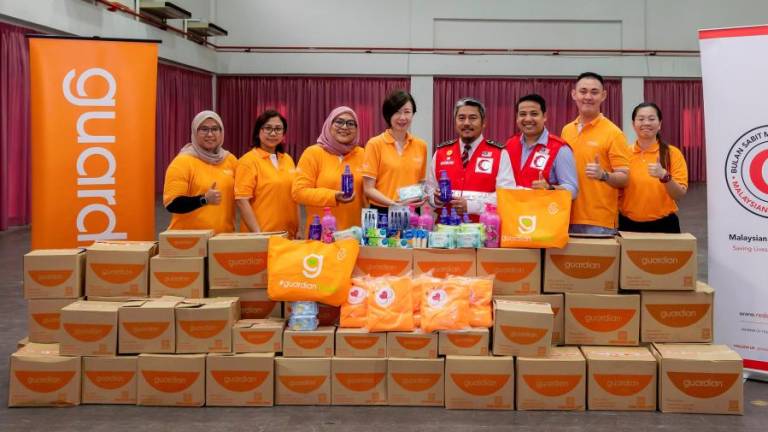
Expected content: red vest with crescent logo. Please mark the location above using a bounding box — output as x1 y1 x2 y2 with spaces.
434 138 505 195
506 133 569 188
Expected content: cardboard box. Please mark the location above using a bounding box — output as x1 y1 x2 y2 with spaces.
28 298 78 343
582 346 657 411
233 319 284 353
387 357 444 406
412 248 476 278
497 294 564 345
212 288 281 319
564 294 640 346
445 355 514 410
438 328 490 356
85 241 157 297
119 298 181 354
149 256 205 299
619 232 697 291
332 357 387 405
82 356 137 405
8 343 81 407
354 246 413 277
208 232 286 289
158 229 213 258
544 238 619 294
492 299 553 357
206 353 275 406
23 249 85 299
387 331 437 359
275 357 331 405
284 302 338 326
641 282 714 343
516 346 586 411
59 300 122 356
137 353 206 407
175 297 240 353
476 248 541 295
283 327 335 357
654 343 743 415
335 328 386 358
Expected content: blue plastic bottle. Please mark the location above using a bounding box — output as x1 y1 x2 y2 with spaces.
439 208 450 225
462 213 471 224
341 165 354 198
308 215 322 240
450 208 461 226
439 170 452 203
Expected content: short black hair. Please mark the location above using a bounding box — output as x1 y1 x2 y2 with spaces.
576 71 605 87
453 97 486 120
382 90 417 127
252 109 287 153
516 93 547 113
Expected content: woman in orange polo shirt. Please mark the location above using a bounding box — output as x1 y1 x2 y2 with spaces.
619 102 688 233
292 106 366 231
163 110 238 234
235 110 301 238
362 90 428 213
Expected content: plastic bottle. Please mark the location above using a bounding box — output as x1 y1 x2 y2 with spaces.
341 165 354 198
462 213 471 224
479 203 490 228
439 208 450 225
438 170 452 203
450 208 461 226
308 215 322 240
418 210 434 231
320 207 336 243
484 204 501 247
409 205 420 229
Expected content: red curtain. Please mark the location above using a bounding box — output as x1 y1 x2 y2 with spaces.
433 77 623 145
0 21 32 230
216 76 410 161
643 80 705 182
155 63 214 193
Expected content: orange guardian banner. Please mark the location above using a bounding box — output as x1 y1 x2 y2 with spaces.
29 36 159 248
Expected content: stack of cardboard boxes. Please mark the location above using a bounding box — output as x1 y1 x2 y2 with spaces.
10 232 742 415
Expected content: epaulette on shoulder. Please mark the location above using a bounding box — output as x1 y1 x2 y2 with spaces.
436 139 457 149
486 139 505 149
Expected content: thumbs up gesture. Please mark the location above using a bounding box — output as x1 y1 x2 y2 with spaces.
204 181 222 205
648 155 667 179
531 169 550 190
585 155 604 180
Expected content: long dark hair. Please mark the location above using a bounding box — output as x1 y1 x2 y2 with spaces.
252 109 287 153
631 102 670 170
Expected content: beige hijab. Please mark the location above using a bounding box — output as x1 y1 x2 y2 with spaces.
178 110 231 165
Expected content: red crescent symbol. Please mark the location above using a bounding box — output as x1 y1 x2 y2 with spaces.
749 149 768 195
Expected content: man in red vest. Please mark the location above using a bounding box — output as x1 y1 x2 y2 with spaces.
505 93 578 199
426 97 516 220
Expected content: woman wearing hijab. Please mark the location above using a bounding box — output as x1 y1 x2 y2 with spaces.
163 110 238 234
292 106 366 232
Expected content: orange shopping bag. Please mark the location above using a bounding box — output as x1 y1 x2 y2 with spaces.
267 237 360 306
420 278 471 333
365 276 414 332
497 189 571 249
340 277 371 328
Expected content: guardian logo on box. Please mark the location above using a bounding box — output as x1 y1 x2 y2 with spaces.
725 125 768 218
302 254 324 279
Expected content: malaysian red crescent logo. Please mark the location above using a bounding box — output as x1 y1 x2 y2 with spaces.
725 126 768 218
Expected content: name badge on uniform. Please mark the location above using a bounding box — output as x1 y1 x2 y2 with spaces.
475 157 493 174
529 149 550 170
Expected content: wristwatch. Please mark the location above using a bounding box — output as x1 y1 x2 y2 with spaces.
599 171 609 182
199 196 208 206
660 173 672 184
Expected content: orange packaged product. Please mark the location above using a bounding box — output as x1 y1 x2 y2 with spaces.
420 278 471 333
365 276 414 332
464 276 493 328
411 273 439 328
340 277 371 328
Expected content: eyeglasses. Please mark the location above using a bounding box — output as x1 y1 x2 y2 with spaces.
261 126 285 135
333 119 358 129
197 126 222 135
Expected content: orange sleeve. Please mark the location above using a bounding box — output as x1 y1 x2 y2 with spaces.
607 131 630 170
418 139 428 181
162 156 191 206
669 146 689 188
291 146 338 207
361 138 381 178
234 153 257 200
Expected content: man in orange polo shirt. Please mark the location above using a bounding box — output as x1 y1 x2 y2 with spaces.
561 72 631 235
